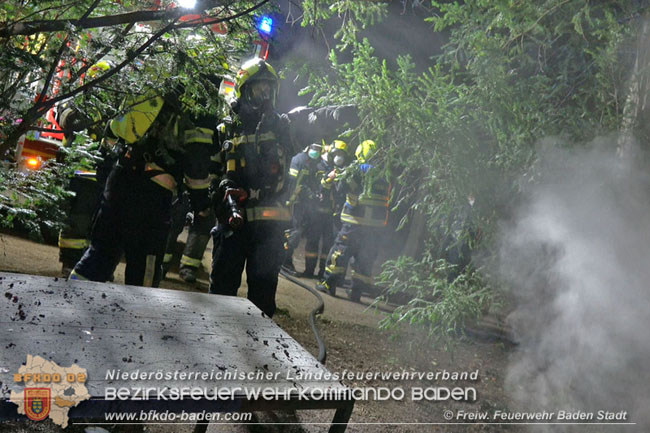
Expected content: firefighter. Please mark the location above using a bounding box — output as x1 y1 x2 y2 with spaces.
316 139 391 302
69 84 213 287
309 139 353 278
283 139 351 278
283 142 327 277
57 62 116 276
320 139 353 234
162 100 220 284
209 58 294 317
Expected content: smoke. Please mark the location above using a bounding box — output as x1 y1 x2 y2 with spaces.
499 136 650 431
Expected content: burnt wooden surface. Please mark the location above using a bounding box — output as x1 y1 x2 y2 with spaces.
0 272 353 422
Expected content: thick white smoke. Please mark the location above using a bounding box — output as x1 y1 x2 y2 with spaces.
499 137 650 432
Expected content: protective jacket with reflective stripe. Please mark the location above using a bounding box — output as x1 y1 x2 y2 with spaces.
286 152 322 206
214 110 294 222
108 96 216 212
339 163 390 227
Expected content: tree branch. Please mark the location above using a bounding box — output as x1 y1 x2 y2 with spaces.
0 0 270 158
69 22 135 83
172 0 270 30
33 1 101 112
44 0 271 109
0 0 231 38
35 35 68 112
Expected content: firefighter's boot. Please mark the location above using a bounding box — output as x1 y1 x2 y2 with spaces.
316 281 336 297
179 265 198 283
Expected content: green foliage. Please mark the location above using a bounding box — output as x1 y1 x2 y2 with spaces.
0 130 105 243
300 0 645 342
0 142 97 242
0 0 270 241
0 0 272 150
300 0 387 50
376 257 495 342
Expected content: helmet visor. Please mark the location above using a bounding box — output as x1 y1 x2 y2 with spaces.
245 80 275 108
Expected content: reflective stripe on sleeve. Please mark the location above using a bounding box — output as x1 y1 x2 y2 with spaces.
184 127 214 144
232 131 276 145
69 270 89 281
184 175 210 190
145 162 177 191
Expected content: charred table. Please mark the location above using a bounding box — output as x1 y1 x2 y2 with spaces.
0 272 353 432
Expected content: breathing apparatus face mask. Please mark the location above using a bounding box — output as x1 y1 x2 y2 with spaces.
244 80 275 111
333 154 346 167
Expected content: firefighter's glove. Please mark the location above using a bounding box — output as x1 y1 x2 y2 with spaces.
185 211 194 227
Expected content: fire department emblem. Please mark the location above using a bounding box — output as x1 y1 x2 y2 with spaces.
24 388 50 421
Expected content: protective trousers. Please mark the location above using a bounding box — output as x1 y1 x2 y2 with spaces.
58 175 103 269
209 221 285 317
163 194 191 269
163 199 213 272
321 222 381 296
72 163 172 286
180 210 214 270
304 211 335 276
283 204 308 270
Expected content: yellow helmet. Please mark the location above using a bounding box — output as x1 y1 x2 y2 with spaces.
328 139 350 167
355 139 377 163
235 58 279 108
332 139 348 153
87 60 112 79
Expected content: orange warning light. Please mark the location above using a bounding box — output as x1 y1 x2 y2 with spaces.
26 157 41 169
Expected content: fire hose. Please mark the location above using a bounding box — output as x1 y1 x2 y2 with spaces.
279 267 327 364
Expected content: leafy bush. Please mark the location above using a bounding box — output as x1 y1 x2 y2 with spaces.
376 257 496 342
298 0 643 342
0 139 100 243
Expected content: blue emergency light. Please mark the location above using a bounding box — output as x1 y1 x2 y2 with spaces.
258 16 273 35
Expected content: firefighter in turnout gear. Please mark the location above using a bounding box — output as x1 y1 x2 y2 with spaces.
162 101 220 284
70 85 214 287
209 59 294 317
316 139 391 302
57 63 117 275
320 139 353 231
57 121 119 276
283 142 333 278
